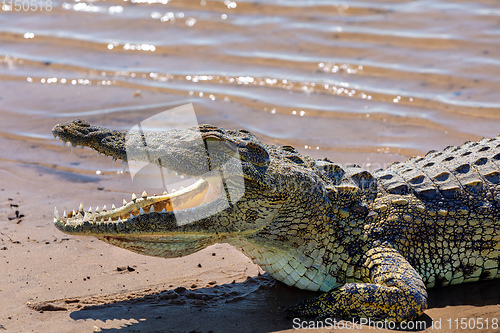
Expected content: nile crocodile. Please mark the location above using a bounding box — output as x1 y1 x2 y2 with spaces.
52 119 500 323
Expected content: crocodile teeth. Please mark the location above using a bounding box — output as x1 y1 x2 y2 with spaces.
142 191 148 198
84 212 89 220
112 204 116 210
123 199 127 206
163 191 168 195
88 207 92 213
54 207 59 218
66 142 71 147
72 210 76 216
139 207 145 215
79 202 84 212
122 161 127 172
130 213 134 218
118 217 122 222
132 193 137 201
63 210 67 218
172 189 177 192
95 206 100 213
108 218 112 222
149 206 155 213
161 208 166 213
103 205 107 212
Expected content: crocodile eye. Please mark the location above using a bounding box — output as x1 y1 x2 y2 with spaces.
240 142 269 166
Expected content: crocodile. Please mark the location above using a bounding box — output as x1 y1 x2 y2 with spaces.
52 119 500 323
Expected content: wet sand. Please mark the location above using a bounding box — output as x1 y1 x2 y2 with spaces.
1 0 500 332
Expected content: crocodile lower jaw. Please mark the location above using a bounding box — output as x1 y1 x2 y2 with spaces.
53 178 221 226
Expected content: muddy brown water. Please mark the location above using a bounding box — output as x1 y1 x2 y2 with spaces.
0 0 499 332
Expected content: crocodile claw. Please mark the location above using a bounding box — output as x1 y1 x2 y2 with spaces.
283 298 327 318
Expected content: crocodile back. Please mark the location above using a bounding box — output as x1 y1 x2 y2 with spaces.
374 136 500 216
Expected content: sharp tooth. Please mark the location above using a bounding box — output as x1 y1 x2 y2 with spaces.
112 204 116 210
108 218 112 222
123 199 127 206
139 207 145 215
62 141 66 147
132 193 137 201
130 213 134 218
54 207 59 218
142 191 148 198
180 186 184 190
95 206 100 213
72 210 76 216
172 189 176 192
79 202 84 212
163 191 168 195
161 208 166 213
100 218 104 222
63 210 67 217
88 207 92 213
66 142 71 147
118 217 122 222
122 161 127 172
84 212 89 220
112 158 116 166
98 151 101 156
103 205 107 212
149 206 155 213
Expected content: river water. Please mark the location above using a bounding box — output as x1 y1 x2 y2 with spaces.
2 0 500 176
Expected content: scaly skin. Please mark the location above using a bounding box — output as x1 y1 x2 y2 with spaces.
52 119 500 322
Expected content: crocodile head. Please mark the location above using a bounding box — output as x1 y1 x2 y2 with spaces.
52 119 330 260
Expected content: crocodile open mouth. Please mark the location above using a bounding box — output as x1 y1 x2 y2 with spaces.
54 178 222 226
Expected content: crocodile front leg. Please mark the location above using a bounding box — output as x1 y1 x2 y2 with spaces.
284 247 428 322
